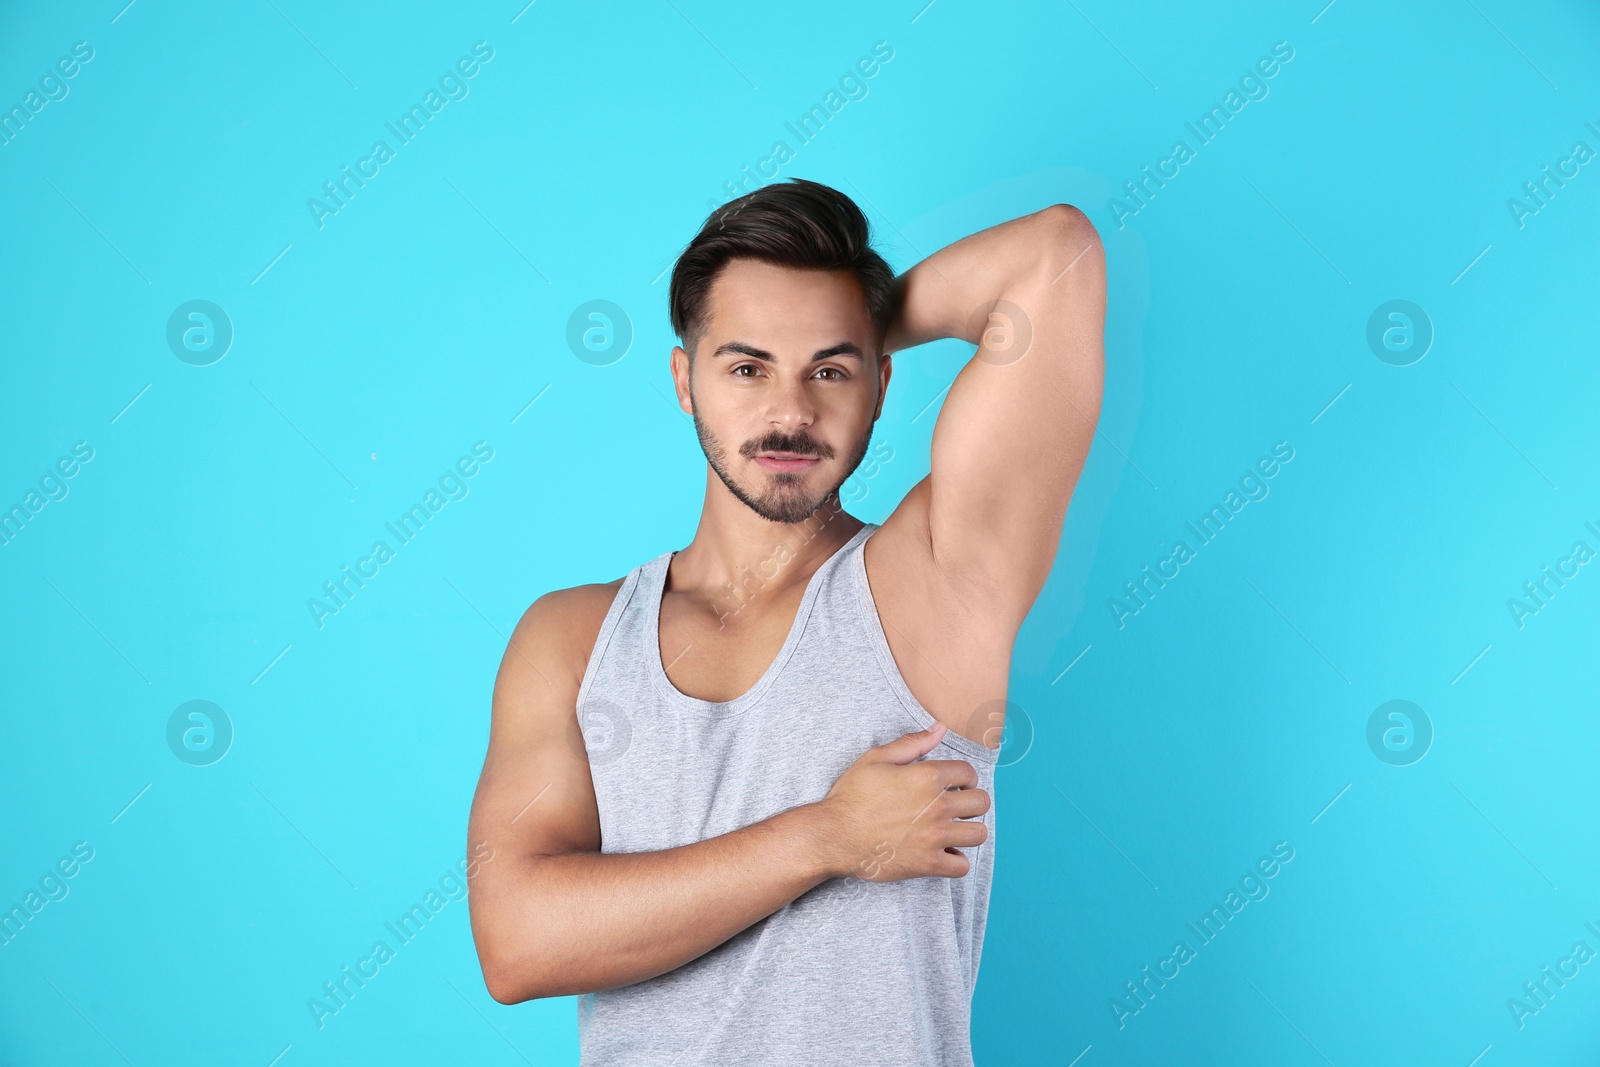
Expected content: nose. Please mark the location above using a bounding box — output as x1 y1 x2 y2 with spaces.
766 370 817 431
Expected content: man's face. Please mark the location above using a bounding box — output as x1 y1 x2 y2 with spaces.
671 258 891 525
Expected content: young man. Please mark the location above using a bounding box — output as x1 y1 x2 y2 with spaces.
467 178 1105 1065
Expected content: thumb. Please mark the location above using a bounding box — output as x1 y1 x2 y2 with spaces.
869 722 948 766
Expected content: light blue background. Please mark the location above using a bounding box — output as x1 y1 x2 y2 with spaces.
2 1 1597 1064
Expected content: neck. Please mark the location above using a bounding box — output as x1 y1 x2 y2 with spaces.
671 474 865 624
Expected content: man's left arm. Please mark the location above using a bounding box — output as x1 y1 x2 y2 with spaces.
880 204 1106 627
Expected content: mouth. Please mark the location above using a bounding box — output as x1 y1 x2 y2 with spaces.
753 452 821 473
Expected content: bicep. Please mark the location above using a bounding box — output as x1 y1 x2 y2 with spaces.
926 208 1106 622
468 596 602 893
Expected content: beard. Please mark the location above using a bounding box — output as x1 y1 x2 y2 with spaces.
692 400 875 525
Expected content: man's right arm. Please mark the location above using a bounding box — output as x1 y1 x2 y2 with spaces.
465 586 989 1004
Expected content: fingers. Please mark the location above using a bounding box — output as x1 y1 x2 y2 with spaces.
872 722 948 766
940 786 990 820
933 849 973 878
940 819 989 849
920 759 979 790
841 723 992 882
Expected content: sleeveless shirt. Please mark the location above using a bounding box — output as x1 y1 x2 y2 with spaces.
572 522 999 1066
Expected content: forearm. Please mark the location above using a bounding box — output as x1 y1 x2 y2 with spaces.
882 205 1086 354
475 801 842 1002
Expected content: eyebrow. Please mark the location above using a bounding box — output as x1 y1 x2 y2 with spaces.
711 340 865 363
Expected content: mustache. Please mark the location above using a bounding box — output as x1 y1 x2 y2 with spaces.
740 433 834 459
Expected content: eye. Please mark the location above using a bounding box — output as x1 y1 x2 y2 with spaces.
815 366 847 381
732 363 762 377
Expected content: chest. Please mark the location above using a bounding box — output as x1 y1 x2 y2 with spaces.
657 586 808 705
655 553 1011 750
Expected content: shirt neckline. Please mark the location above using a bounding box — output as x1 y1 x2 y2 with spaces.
647 523 876 716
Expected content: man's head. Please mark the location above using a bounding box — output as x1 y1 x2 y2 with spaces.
668 179 896 525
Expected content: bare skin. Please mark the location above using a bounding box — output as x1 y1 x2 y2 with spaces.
467 203 1106 1004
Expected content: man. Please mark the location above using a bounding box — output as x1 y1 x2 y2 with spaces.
467 178 1105 1065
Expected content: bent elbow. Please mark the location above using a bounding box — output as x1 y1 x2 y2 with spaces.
482 960 544 1005
1035 204 1105 283
485 977 527 1006
1038 202 1097 240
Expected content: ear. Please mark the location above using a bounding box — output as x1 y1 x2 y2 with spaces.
872 352 892 422
670 345 694 415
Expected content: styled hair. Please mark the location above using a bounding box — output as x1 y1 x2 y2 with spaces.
669 178 896 358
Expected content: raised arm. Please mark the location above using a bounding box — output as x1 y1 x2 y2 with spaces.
464 588 984 1002
880 204 1105 626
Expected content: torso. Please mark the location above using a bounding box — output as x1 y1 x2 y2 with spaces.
570 516 1002 1067
555 492 1014 751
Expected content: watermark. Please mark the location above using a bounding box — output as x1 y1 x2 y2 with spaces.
1507 920 1600 1030
1365 299 1432 366
566 300 633 366
166 700 234 767
838 439 894 506
0 441 95 549
1108 441 1295 629
0 841 95 947
704 41 895 213
166 299 234 366
1507 122 1599 230
1110 840 1295 1029
708 441 893 628
306 842 494 1030
571 448 895 768
1108 41 1295 230
964 699 1033 767
968 299 1032 367
574 696 633 767
1365 699 1432 766
1507 520 1598 629
308 441 494 630
307 42 496 230
0 41 95 148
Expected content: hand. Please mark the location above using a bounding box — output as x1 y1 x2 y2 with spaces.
814 722 991 882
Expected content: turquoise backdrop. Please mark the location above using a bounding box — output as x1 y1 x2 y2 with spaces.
2 1 1597 1064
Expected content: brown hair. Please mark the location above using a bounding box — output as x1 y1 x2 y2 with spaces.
669 178 896 358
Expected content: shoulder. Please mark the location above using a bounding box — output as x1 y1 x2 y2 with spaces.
498 577 629 695
522 579 628 631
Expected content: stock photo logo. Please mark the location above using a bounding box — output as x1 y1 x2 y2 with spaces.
307 42 496 230
0 841 95 947
1364 300 1432 367
566 300 633 366
0 40 95 148
165 300 233 366
305 843 494 1031
308 442 494 630
575 697 634 766
1108 40 1295 230
1111 841 1297 1029
1506 520 1599 629
1109 442 1295 629
1506 122 1600 231
1 440 94 548
1505 920 1600 1031
1364 699 1432 767
704 40 895 213
703 464 893 630
165 700 233 767
969 299 1033 367
839 440 894 505
965 700 1033 767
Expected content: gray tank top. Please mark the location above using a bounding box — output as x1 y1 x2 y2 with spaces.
572 521 999 1066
